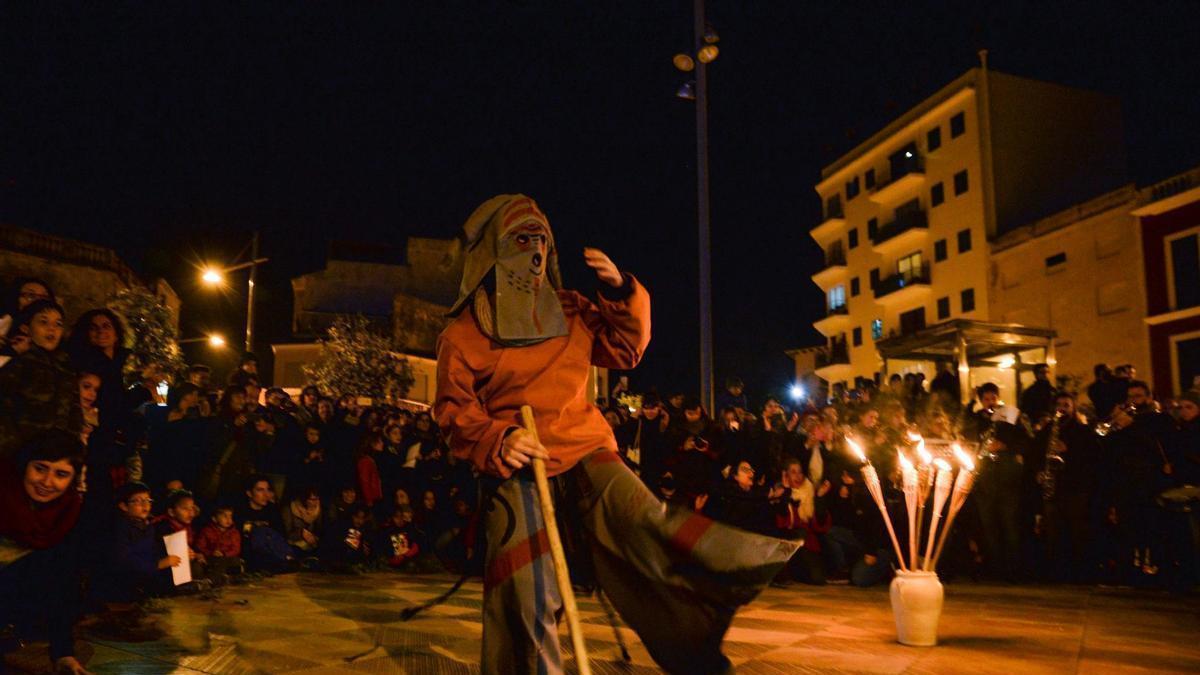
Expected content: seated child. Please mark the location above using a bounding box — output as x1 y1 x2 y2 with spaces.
373 504 420 569
153 489 205 578
196 505 244 583
101 482 180 601
325 485 360 525
282 486 322 555
319 503 372 571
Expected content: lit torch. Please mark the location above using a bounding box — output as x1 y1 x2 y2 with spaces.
899 450 918 570
848 437 908 571
931 444 977 569
922 458 954 571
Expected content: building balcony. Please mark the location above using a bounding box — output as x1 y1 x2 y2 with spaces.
813 304 851 336
869 157 925 205
871 210 929 257
874 263 932 306
810 213 846 244
814 341 853 381
810 248 848 288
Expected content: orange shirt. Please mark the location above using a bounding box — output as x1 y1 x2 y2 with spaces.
435 277 650 478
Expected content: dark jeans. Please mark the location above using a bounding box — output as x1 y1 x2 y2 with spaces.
0 542 80 661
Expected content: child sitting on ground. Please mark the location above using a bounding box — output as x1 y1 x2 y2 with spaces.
195 505 244 584
102 482 181 601
319 503 372 572
153 489 205 579
374 504 420 570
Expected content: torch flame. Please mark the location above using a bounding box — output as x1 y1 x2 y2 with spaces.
953 444 975 472
933 458 952 472
918 444 932 465
846 437 867 464
898 451 914 471
906 430 923 443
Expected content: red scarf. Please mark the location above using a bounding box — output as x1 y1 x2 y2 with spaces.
0 461 83 550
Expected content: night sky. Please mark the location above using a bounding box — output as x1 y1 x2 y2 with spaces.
5 1 1200 403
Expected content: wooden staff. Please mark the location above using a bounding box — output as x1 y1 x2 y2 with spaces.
520 405 591 675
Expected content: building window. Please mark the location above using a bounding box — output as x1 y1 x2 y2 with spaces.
931 182 944 207
852 326 863 347
850 277 861 297
848 228 859 249
937 296 950 320
846 176 860 200
1170 232 1200 310
898 251 923 281
829 284 846 310
865 168 876 189
825 195 843 219
868 218 878 238
1046 252 1067 269
961 288 976 313
953 169 969 195
899 307 926 335
871 318 883 340
927 127 941 152
950 112 965 138
935 239 948 262
870 267 880 290
957 228 972 254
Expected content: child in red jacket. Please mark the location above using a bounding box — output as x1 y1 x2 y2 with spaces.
195 506 243 583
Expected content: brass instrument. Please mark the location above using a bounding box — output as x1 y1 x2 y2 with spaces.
1037 411 1065 500
1094 401 1162 436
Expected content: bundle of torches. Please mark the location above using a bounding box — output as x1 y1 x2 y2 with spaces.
845 432 976 572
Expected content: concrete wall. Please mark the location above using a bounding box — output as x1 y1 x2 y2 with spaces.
0 249 132 326
989 187 1149 389
393 291 451 356
988 71 1129 238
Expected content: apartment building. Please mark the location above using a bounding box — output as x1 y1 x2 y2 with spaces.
810 62 1127 401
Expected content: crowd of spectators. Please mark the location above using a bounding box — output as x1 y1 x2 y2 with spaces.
0 278 476 673
600 371 1198 592
1 274 1197 673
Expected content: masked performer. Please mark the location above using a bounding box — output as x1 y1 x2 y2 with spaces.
435 195 798 675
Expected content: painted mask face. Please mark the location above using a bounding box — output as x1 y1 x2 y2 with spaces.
491 197 567 342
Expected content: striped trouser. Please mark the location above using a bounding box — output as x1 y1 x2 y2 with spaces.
481 449 800 675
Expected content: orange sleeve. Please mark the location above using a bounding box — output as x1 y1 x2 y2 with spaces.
583 274 652 370
434 336 517 478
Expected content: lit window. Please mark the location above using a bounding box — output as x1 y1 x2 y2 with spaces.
829 284 846 310
871 319 883 340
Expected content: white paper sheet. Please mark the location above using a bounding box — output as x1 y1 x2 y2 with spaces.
163 529 192 585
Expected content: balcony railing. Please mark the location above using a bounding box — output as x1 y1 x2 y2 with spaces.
875 156 924 193
816 342 850 368
823 202 844 221
825 304 849 318
872 210 928 245
824 246 847 267
874 263 931 298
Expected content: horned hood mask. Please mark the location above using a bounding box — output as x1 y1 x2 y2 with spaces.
448 194 568 346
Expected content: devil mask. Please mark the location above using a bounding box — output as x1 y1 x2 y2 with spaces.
448 194 568 346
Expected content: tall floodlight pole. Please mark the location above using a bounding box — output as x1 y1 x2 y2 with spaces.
673 3 720 411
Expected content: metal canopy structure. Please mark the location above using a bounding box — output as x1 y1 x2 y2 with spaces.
875 319 1057 403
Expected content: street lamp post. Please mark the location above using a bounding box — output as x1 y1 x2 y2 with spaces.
201 230 268 354
674 0 719 412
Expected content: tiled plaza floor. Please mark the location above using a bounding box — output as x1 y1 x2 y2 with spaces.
7 571 1200 673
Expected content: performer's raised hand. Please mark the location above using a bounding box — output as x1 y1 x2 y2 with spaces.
584 247 622 287
501 428 550 469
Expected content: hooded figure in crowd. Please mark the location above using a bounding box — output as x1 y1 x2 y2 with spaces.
435 194 799 675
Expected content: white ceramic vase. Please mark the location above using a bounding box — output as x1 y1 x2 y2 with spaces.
889 570 944 646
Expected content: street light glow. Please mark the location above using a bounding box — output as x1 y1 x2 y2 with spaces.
789 384 805 401
208 334 226 348
201 267 224 285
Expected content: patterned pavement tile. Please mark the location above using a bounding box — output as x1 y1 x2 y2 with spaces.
7 571 1193 674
